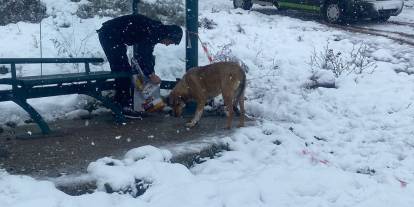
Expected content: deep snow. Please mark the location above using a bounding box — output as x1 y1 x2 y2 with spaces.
1 0 414 206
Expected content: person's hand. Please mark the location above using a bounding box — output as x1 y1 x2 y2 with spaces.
149 73 161 84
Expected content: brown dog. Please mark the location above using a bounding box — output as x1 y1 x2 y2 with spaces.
169 61 246 129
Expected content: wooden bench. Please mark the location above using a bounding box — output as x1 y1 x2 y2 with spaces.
0 58 177 135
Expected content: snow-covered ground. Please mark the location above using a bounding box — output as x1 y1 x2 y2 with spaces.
1 0 414 206
396 0 414 22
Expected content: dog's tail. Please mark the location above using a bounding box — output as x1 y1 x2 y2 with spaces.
235 69 246 104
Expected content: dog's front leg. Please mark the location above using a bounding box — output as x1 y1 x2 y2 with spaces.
223 95 235 129
186 100 206 128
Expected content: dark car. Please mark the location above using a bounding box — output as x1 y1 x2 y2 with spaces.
233 0 404 23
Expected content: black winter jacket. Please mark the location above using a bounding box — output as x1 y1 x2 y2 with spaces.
99 14 170 76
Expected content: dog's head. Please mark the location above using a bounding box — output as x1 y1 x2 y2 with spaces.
168 91 186 117
168 77 189 117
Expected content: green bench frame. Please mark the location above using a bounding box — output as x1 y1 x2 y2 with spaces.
0 58 176 135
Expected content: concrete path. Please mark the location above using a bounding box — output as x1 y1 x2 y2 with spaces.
0 111 243 179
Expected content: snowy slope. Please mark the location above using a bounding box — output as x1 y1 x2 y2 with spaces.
1 0 414 206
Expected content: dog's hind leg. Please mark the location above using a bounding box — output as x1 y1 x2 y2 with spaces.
235 70 246 128
237 91 245 128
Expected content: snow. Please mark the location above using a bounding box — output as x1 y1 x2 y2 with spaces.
64 109 90 120
393 1 414 22
2 126 414 206
1 0 414 206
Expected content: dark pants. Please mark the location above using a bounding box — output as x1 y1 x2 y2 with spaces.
98 30 132 108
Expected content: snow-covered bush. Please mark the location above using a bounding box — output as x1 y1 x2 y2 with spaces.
76 0 132 19
199 17 217 30
0 0 47 25
213 42 249 73
138 0 185 25
77 0 184 25
307 41 376 88
0 66 8 74
405 0 413 8
49 31 98 59
309 41 375 78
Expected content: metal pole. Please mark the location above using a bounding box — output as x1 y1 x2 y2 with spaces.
132 0 139 14
184 0 199 113
186 0 198 71
132 0 139 58
40 20 43 76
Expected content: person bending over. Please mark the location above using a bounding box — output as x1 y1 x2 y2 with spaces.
97 14 182 117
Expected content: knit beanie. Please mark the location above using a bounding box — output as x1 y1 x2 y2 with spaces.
162 25 183 45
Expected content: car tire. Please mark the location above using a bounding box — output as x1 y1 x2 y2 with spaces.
233 0 253 10
374 15 390 22
323 1 344 24
274 2 288 11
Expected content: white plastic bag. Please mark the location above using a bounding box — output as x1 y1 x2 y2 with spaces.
131 58 165 112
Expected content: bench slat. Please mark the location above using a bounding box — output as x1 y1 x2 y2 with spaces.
15 71 131 86
0 78 13 85
0 58 104 64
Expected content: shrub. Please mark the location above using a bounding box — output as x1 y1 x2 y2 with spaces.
0 0 47 25
139 0 185 25
213 42 249 73
77 0 185 25
306 41 376 89
404 0 413 8
309 41 376 78
76 0 131 19
199 17 217 30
